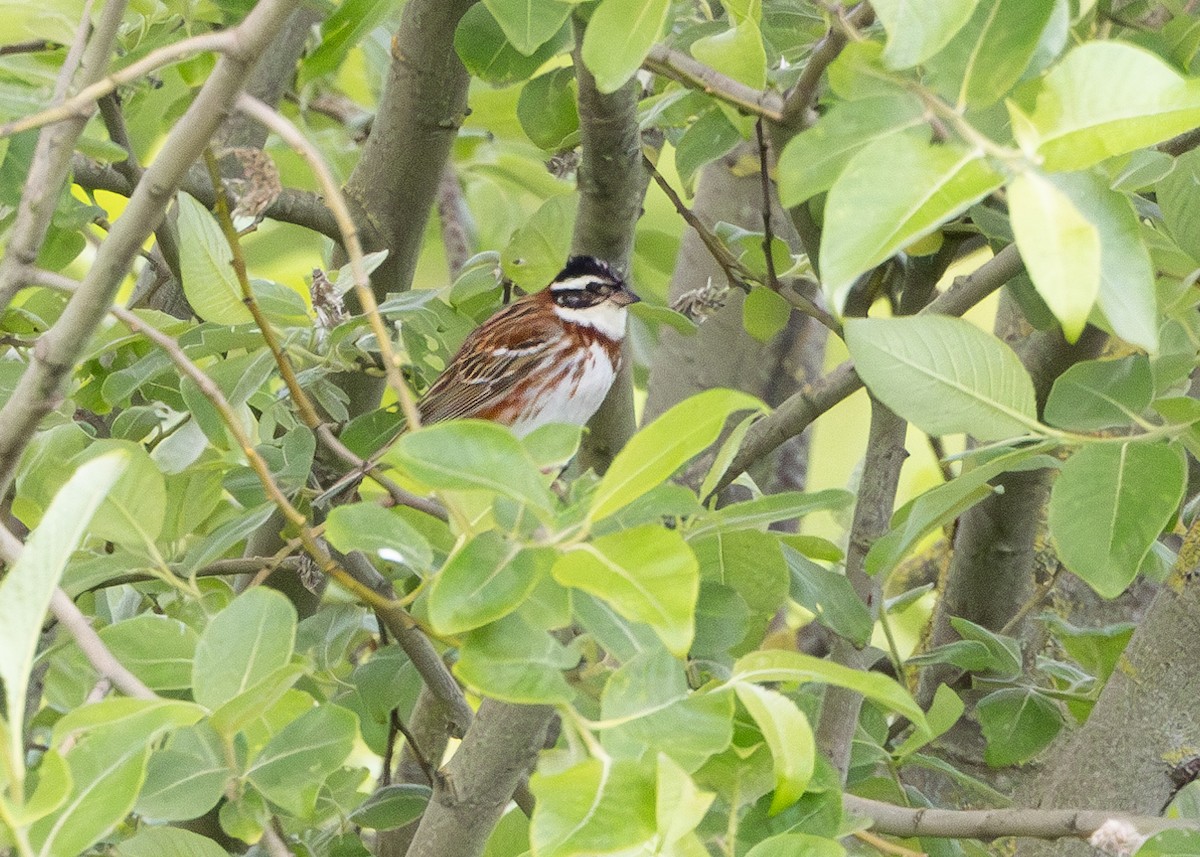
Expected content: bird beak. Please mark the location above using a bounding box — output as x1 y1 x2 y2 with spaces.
609 285 641 307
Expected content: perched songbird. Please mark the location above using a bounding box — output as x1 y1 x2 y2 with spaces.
418 256 640 436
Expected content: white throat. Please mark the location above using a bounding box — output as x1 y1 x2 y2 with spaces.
553 301 629 341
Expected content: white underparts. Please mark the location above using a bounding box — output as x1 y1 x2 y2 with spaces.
508 341 617 437
553 301 629 341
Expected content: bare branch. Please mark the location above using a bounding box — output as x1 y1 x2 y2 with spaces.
643 44 785 121
50 589 157 700
0 0 125 312
844 794 1198 841
781 2 875 129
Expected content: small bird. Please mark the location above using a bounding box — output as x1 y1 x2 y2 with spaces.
418 255 640 436
314 257 637 508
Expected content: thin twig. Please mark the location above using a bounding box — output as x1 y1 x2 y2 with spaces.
853 829 926 857
0 31 232 138
755 119 779 292
235 94 422 431
642 154 751 292
51 589 157 699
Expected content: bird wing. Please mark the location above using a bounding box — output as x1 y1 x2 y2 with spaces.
417 300 555 424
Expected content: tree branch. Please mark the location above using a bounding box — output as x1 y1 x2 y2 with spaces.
780 2 874 129
642 44 785 121
843 794 1198 841
0 0 126 312
69 155 342 242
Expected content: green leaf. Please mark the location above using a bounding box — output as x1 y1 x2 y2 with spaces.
1048 442 1185 598
599 648 733 770
743 286 792 343
98 616 198 693
176 192 252 325
1137 829 1200 857
731 650 928 731
691 17 767 89
776 95 926 206
693 531 789 655
501 194 579 292
1044 356 1154 431
209 663 307 737
246 704 357 818
324 502 433 571
1007 169 1097 343
430 532 553 635
845 316 1040 440
976 688 1062 766
820 133 1003 305
348 784 432 831
925 0 1055 107
1041 614 1135 684
784 548 872 647
688 489 854 539
455 614 578 704
589 388 765 522
298 0 394 85
518 67 580 150
674 108 742 187
29 736 151 857
456 5 571 86
894 684 965 758
136 724 231 821
387 421 554 512
1015 41 1200 171
483 0 571 55
1158 147 1200 261
746 834 846 857
530 758 656 857
656 754 715 846
580 0 670 94
871 0 977 69
554 525 699 657
191 587 297 711
949 617 1022 677
115 827 230 857
0 452 125 787
735 683 814 814
866 448 1056 576
74 439 166 544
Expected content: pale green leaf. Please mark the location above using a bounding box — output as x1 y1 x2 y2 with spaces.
0 452 126 788
926 0 1055 107
1016 41 1200 171
483 0 571 55
1048 442 1185 598
589 388 765 522
246 705 357 818
1008 169 1095 343
734 683 814 814
894 684 965 758
1157 147 1200 262
191 587 297 711
746 834 845 857
429 533 553 635
455 614 578 704
1044 356 1154 431
387 420 555 513
115 827 230 857
845 316 1040 440
530 758 656 857
776 95 926 206
732 649 928 731
691 17 766 89
820 133 1003 306
324 502 434 571
176 192 252 325
656 754 715 846
580 0 670 93
742 286 791 343
871 0 978 69
74 440 166 544
554 525 698 657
